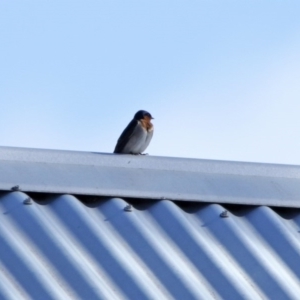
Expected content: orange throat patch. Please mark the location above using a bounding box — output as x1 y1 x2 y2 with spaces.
140 118 153 132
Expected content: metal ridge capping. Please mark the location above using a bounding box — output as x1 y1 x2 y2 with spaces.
1 146 300 207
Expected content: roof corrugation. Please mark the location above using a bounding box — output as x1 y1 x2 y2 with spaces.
1 191 300 300
1 146 300 207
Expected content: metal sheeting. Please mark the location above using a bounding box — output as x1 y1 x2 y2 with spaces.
1 146 300 207
1 192 300 300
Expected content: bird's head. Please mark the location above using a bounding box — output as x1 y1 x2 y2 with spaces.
134 110 154 121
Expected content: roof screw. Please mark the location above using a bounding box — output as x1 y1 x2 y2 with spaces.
124 205 133 212
11 185 21 191
220 210 229 218
23 198 32 205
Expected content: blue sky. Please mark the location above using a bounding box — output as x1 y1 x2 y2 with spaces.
1 1 300 164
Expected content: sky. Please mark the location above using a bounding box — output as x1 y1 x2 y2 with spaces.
1 1 300 165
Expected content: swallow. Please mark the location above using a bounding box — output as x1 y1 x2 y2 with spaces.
114 110 154 154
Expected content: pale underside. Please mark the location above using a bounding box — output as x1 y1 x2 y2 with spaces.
121 121 153 154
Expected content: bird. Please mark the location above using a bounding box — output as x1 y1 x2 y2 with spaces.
114 110 154 154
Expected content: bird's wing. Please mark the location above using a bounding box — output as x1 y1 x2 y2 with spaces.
114 119 138 153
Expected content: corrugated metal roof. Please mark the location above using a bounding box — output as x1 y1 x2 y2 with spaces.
1 146 300 207
1 191 300 300
2 146 300 299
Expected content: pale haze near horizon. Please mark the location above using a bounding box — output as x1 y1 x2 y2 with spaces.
1 2 300 165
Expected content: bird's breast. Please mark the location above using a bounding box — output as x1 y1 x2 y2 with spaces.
122 122 149 153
